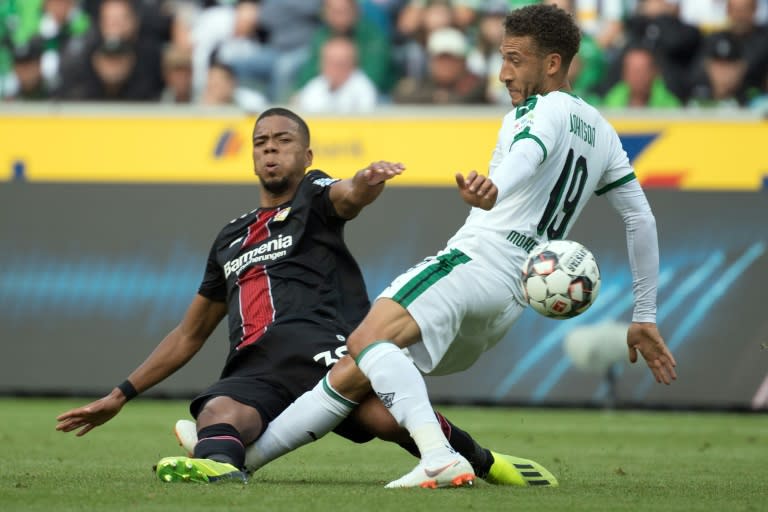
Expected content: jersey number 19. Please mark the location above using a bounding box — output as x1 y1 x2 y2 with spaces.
537 148 588 240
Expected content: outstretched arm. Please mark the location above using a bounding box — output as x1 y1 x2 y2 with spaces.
55 294 227 436
605 180 677 384
329 161 405 219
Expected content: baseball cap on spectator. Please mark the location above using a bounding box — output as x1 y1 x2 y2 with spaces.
704 32 743 61
427 28 468 58
12 38 44 63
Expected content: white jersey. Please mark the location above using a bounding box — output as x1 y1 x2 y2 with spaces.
447 91 635 301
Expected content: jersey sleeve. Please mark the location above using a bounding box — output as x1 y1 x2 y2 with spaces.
197 239 227 302
604 179 659 322
595 127 636 196
305 169 344 220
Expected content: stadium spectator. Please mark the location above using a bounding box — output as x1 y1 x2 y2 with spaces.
618 0 701 101
296 0 394 95
23 0 91 90
200 59 266 112
393 27 487 104
466 2 507 103
60 0 164 101
160 44 193 103
601 43 681 107
58 38 160 101
293 36 378 113
217 0 323 103
714 0 768 95
82 0 175 41
4 37 51 101
688 31 751 106
187 1 249 98
88 0 164 96
394 0 454 80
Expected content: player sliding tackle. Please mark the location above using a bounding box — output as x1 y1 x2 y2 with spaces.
55 107 557 487
222 4 677 489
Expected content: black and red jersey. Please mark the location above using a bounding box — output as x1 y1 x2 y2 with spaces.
198 170 370 355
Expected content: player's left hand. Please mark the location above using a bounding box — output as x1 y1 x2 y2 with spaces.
455 171 497 210
627 322 677 385
362 161 405 186
55 393 125 437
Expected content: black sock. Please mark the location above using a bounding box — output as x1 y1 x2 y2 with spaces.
193 423 246 470
397 439 421 458
435 411 494 478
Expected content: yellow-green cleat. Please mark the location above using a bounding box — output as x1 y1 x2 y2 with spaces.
485 452 558 487
155 456 247 484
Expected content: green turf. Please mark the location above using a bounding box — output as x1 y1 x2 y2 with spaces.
0 398 765 512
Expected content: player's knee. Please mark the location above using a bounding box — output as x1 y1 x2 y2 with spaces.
328 355 371 400
345 330 368 359
346 299 420 358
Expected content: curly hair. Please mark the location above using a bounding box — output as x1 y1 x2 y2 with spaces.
504 4 581 69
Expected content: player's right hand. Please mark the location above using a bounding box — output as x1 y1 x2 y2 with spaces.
55 393 125 437
455 171 497 210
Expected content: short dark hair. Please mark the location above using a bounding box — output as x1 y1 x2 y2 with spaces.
504 4 581 70
256 107 310 146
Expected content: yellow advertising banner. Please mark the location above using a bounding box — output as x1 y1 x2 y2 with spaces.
1 114 766 190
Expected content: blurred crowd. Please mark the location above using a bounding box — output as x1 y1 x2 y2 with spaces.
1 0 768 111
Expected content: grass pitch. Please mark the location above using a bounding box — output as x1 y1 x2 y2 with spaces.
0 398 765 512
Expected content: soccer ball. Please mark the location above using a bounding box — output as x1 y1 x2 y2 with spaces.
522 240 601 319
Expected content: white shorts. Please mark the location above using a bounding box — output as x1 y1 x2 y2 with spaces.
377 247 525 375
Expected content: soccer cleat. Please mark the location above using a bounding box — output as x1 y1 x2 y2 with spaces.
385 456 475 489
174 419 197 456
485 451 559 487
155 456 247 484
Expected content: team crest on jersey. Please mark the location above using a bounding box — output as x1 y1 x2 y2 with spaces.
273 207 291 222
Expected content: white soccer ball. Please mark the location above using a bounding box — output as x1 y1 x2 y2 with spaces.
522 239 601 319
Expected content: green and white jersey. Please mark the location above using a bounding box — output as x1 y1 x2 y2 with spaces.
446 91 636 298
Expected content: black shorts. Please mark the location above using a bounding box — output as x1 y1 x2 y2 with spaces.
189 319 375 444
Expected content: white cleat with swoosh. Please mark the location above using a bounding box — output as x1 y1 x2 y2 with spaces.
385 455 476 489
